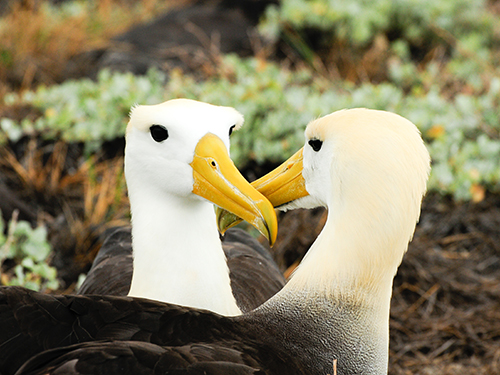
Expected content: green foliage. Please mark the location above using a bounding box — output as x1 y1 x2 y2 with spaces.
260 0 499 95
3 69 166 153
1 51 500 201
0 211 58 291
164 56 500 202
261 0 496 48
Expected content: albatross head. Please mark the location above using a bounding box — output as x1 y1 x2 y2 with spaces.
125 98 277 245
293 108 430 239
220 108 430 289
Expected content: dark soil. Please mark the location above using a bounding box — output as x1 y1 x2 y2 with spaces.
390 193 500 374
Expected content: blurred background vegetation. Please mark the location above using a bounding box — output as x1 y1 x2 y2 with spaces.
1 1 500 372
0 0 499 290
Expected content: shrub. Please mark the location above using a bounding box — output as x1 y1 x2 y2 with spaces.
2 54 500 201
0 211 58 291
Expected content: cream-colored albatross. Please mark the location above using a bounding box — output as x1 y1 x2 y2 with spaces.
77 99 284 315
0 108 430 375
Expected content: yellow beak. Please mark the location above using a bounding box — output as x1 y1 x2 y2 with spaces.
216 147 309 233
190 133 278 246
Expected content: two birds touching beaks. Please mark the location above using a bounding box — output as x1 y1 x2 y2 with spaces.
0 99 430 375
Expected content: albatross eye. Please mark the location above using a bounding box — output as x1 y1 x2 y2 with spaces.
150 125 169 142
308 139 323 152
229 124 236 137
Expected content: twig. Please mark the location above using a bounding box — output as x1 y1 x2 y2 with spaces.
401 283 440 320
327 359 337 375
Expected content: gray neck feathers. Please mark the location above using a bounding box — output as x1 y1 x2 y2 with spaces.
245 291 389 375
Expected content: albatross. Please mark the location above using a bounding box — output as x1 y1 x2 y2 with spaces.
0 108 430 375
76 99 284 315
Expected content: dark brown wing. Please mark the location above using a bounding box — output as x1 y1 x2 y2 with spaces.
222 229 285 311
0 287 297 375
78 227 285 312
16 341 266 375
77 227 133 296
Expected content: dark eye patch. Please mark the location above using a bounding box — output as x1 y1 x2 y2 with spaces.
308 139 323 152
229 124 236 137
150 125 169 142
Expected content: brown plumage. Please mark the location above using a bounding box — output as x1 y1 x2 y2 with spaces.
0 287 299 375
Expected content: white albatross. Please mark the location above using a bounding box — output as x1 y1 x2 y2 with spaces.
79 99 282 317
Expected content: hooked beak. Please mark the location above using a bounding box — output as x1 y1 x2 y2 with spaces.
190 133 278 246
216 147 308 233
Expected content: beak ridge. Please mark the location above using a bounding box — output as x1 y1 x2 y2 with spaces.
190 133 278 246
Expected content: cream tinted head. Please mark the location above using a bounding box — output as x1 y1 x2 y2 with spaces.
302 108 430 230
289 108 431 287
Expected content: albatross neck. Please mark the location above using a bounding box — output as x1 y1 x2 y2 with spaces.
127 186 241 316
250 207 410 375
282 204 406 305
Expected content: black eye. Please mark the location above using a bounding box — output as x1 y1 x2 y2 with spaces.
229 124 236 137
150 125 169 142
308 139 323 152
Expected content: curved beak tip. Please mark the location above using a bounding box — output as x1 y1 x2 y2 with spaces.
216 206 277 247
216 207 238 234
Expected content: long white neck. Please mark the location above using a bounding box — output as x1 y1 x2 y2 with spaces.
254 201 416 374
285 205 409 303
282 156 422 309
127 183 241 316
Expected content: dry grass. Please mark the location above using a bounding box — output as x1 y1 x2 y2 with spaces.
0 0 191 93
0 139 72 196
388 194 500 374
0 138 129 273
73 155 129 262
